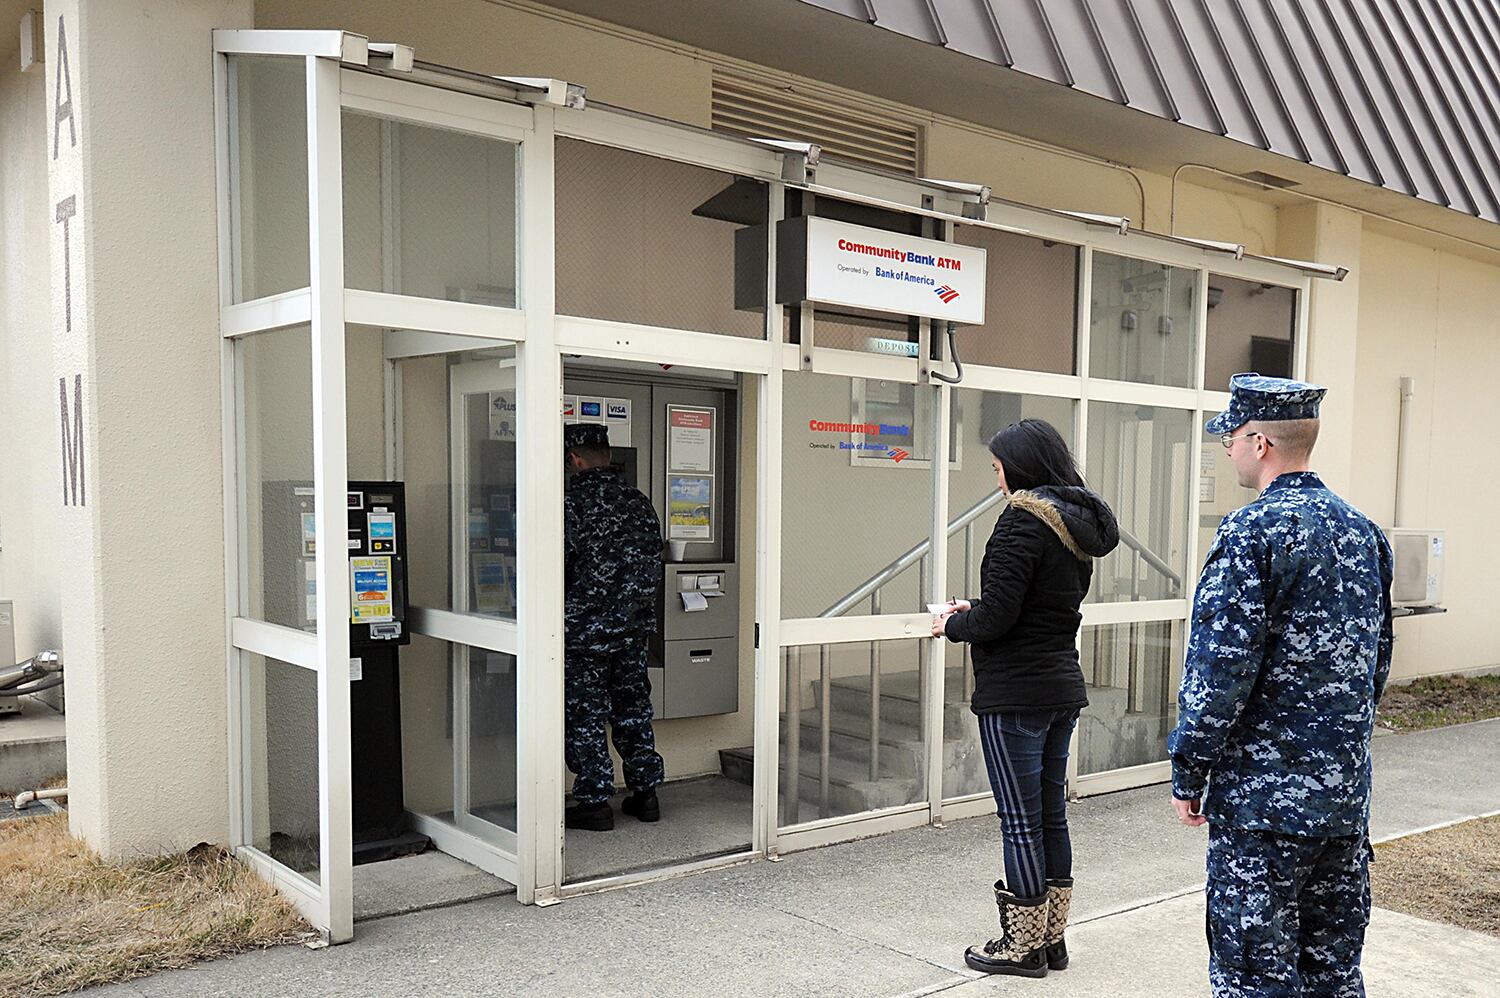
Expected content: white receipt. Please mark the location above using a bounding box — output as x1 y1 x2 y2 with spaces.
927 603 954 615
681 592 709 612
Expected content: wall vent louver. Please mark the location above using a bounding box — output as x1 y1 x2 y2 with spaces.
711 70 922 177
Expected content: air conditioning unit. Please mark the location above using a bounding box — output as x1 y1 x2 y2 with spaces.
1385 529 1444 608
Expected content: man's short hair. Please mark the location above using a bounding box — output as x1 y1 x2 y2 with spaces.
1255 418 1320 459
568 442 612 465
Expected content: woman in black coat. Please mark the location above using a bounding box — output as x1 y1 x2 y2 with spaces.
933 419 1118 978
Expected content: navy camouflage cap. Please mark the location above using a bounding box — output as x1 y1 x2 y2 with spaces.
564 422 611 450
1205 373 1327 435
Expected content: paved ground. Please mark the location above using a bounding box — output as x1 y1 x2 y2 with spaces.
88 718 1500 997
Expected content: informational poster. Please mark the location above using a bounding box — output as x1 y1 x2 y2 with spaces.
489 390 518 441
668 406 715 473
605 398 633 447
349 555 394 624
303 559 318 625
469 510 490 551
471 552 513 615
1199 476 1217 503
668 474 714 541
301 513 317 556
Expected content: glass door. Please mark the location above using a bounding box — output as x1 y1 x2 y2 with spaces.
776 360 941 839
448 358 522 847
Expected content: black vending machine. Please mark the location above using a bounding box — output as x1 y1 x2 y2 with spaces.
345 482 429 863
268 480 428 865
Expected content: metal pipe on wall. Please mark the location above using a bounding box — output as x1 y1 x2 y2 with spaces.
1395 377 1415 527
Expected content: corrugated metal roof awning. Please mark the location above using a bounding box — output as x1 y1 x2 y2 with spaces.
796 0 1500 226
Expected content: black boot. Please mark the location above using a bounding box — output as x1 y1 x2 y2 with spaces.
564 800 614 831
1044 878 1073 970
621 789 660 822
963 881 1050 978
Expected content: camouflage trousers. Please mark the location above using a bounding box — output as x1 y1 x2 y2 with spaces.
1206 823 1372 998
564 632 665 807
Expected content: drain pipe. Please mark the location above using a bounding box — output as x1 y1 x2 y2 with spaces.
14 787 68 810
1394 377 1415 527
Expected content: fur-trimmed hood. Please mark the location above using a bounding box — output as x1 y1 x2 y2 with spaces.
1007 486 1119 561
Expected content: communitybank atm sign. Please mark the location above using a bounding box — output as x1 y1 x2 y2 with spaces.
780 216 987 326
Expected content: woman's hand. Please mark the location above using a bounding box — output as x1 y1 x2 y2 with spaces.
931 613 953 638
950 599 972 613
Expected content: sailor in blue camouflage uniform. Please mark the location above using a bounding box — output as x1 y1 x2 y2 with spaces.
1169 374 1394 998
563 423 666 831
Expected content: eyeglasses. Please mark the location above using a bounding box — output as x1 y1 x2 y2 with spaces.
1220 431 1272 450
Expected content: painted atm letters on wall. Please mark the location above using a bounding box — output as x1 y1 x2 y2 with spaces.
49 12 85 507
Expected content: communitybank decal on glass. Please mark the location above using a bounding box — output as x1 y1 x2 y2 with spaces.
808 418 912 462
780 216 987 325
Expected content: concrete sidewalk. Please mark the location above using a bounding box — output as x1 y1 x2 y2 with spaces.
89 719 1500 997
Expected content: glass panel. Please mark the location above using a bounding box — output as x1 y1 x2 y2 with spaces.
942 390 1075 800
798 309 920 357
346 324 387 481
1205 276 1297 389
1086 402 1193 603
781 370 934 618
1078 620 1185 775
342 114 519 306
954 228 1078 373
395 346 519 616
244 653 320 883
555 139 767 336
230 56 308 302
1089 253 1198 387
1197 428 1258 571
779 640 928 827
458 365 518 620
399 633 456 820
238 326 315 629
465 646 519 833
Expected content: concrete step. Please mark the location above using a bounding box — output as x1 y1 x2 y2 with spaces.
791 713 925 778
717 744 923 814
819 669 974 737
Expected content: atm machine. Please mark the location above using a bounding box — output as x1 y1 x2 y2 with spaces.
564 372 740 720
268 481 428 864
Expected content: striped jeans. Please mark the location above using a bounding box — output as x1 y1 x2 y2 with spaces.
977 708 1080 900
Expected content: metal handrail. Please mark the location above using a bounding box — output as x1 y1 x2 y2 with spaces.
817 490 1006 619
818 490 1180 619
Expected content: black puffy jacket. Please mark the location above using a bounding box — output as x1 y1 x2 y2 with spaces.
943 486 1119 714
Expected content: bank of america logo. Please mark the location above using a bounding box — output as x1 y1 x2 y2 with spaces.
888 447 911 463
935 285 960 304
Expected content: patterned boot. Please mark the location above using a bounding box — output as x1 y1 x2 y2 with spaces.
963 881 1050 977
1044 878 1073 970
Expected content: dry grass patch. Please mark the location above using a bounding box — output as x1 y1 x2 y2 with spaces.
1371 814 1500 938
1377 674 1500 732
0 812 312 996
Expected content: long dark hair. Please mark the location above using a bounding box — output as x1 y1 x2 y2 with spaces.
987 419 1085 492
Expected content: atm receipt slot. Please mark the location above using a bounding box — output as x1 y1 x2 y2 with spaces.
679 574 727 612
